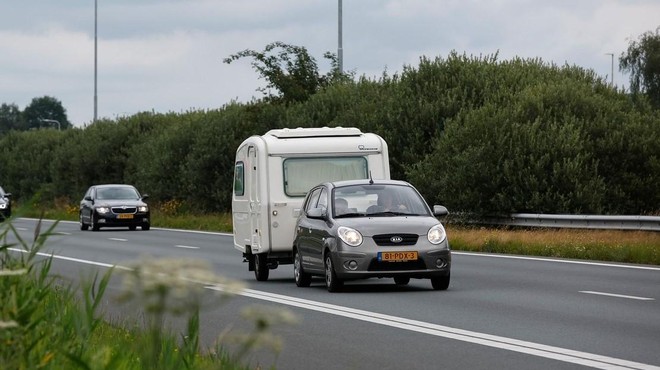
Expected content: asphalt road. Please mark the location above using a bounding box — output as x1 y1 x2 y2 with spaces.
5 218 660 370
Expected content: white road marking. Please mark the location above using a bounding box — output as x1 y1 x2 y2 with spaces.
453 252 660 271
16 227 28 231
108 238 127 242
7 247 659 370
580 291 655 301
175 245 199 249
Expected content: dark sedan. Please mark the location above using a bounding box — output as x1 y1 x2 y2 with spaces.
293 179 451 292
0 186 11 220
79 184 150 231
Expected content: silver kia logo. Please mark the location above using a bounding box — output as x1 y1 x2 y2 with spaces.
390 236 403 243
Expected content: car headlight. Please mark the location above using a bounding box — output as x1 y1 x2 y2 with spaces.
338 226 363 247
96 207 110 214
0 204 5 209
138 206 148 212
427 224 447 245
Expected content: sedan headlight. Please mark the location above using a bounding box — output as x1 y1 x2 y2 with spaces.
0 204 5 209
338 226 363 247
427 224 447 245
96 207 110 214
138 206 148 212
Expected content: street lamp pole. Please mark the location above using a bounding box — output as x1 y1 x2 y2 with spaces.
338 0 343 74
94 0 98 123
39 118 61 130
605 53 614 87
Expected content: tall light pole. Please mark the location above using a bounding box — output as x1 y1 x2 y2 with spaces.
94 0 98 123
605 53 614 87
338 0 343 74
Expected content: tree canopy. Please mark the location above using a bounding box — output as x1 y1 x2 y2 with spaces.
620 27 660 108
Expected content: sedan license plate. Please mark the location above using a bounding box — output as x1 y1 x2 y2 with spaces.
117 214 134 219
378 251 418 262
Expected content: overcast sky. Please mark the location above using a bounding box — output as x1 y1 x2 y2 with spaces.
2 0 658 126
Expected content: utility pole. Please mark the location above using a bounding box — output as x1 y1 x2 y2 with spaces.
605 53 614 87
94 0 98 123
338 0 343 74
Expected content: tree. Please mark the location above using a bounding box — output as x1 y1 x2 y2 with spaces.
0 103 23 134
224 41 350 104
22 96 72 130
620 27 660 108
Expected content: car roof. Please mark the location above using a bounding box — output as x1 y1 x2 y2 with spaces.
93 184 136 189
325 179 412 188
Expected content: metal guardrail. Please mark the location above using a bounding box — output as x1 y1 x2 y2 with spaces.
486 213 660 232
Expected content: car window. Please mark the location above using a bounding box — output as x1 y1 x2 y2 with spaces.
97 187 139 200
334 184 430 216
304 188 322 213
317 188 328 211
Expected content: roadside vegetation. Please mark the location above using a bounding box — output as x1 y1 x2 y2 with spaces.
1 219 295 369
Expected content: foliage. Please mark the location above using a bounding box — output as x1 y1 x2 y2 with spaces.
224 41 350 104
0 103 23 134
0 50 658 216
22 95 72 130
620 27 660 108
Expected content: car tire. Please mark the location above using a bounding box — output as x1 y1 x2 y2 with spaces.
129 225 137 231
142 224 150 231
431 273 450 291
394 277 410 286
294 249 311 287
80 213 89 231
324 254 343 292
254 253 269 281
91 213 100 231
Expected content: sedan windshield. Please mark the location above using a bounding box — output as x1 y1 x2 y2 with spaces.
333 184 430 218
97 187 140 200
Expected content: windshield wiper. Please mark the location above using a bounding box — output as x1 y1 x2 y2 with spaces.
368 211 409 217
334 212 364 218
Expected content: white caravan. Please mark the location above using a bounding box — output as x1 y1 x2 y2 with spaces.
232 127 390 281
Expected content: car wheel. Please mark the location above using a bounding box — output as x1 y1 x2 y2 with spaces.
431 273 450 291
394 277 410 286
129 225 137 231
142 224 150 231
79 213 89 231
91 213 100 231
254 253 269 281
324 254 343 292
294 249 312 287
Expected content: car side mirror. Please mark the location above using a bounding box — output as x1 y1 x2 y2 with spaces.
84 196 93 201
433 205 449 217
141 194 149 201
307 207 327 219
4 193 10 198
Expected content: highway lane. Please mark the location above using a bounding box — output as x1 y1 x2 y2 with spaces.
5 218 660 369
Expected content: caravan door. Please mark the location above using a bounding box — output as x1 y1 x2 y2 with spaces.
248 146 262 253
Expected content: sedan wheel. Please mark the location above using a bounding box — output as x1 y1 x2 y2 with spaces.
324 255 343 292
254 253 269 281
394 277 410 286
294 249 311 287
79 213 89 231
129 225 137 231
431 273 450 291
142 224 150 231
91 214 100 231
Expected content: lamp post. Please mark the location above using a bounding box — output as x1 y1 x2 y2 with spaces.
605 53 614 87
39 118 61 130
338 0 343 74
94 0 98 123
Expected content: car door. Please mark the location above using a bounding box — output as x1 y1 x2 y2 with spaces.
80 187 94 223
297 187 322 272
306 187 331 270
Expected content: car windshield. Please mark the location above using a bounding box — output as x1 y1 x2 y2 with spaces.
96 187 140 200
333 184 430 218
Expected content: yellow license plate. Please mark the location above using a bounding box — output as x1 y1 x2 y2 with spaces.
378 251 418 262
117 214 134 219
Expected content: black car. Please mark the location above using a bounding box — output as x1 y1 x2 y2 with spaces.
79 184 150 231
293 179 451 292
0 186 11 220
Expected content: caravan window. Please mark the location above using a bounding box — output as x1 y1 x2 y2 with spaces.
234 162 244 196
283 157 368 197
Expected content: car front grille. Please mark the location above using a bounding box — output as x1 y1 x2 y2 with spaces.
112 207 137 214
367 259 427 271
373 233 419 246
